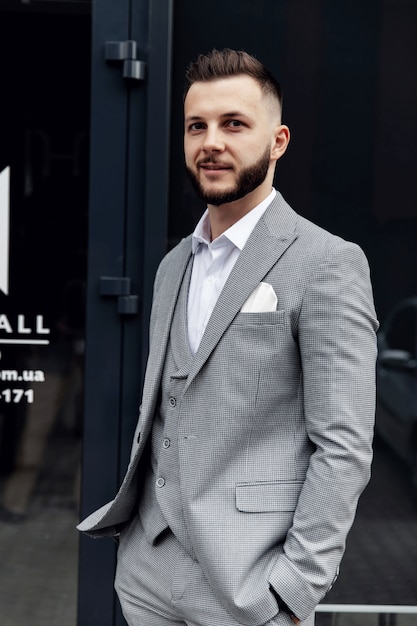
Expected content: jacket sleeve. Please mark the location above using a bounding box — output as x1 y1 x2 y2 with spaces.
268 240 379 620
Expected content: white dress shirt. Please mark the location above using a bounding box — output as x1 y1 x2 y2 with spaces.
187 188 276 354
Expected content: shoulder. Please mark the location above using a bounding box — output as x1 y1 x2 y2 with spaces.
264 194 373 296
296 214 369 271
267 192 367 262
154 235 192 289
264 191 346 250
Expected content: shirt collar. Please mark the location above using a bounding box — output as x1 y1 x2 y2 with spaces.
191 188 276 254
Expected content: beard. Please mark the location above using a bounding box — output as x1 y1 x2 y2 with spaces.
186 145 271 206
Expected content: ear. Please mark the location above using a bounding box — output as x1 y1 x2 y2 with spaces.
271 125 290 162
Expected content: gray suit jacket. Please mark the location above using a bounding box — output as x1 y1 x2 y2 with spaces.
78 192 378 624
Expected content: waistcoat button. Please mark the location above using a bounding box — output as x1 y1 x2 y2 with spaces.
156 477 165 488
169 397 176 407
163 438 170 449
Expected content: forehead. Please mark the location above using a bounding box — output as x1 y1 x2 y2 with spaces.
184 75 265 119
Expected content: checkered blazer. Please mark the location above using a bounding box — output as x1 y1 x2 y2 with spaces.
78 192 378 624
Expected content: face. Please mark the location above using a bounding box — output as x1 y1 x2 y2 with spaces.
184 75 288 207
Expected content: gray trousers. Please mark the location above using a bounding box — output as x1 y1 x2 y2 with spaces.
114 514 295 626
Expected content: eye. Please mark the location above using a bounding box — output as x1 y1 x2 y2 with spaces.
188 122 206 132
226 120 244 128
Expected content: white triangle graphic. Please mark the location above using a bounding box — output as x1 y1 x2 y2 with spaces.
0 166 10 296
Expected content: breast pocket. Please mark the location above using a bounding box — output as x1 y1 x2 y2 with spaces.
213 311 288 406
226 309 299 382
227 310 288 360
234 310 286 326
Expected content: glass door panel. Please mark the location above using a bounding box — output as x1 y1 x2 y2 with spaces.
0 5 91 625
168 0 417 615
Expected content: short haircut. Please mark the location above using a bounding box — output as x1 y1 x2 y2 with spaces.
184 48 283 109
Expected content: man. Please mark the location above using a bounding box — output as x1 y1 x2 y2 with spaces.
78 49 378 626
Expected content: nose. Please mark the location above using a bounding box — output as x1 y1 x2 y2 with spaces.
202 125 224 153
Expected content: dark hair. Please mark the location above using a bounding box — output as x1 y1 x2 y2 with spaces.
184 48 282 107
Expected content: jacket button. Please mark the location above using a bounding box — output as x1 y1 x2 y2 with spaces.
156 477 165 488
163 438 170 449
169 397 176 407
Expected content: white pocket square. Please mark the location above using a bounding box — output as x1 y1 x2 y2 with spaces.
240 282 277 313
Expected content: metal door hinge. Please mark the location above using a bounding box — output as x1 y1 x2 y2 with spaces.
105 40 146 81
99 277 139 315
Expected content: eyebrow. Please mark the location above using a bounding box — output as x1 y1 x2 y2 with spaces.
184 115 204 123
184 111 252 123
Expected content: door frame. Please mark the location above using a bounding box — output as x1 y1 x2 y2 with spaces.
77 1 173 624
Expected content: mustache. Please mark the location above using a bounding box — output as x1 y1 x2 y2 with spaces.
197 157 233 168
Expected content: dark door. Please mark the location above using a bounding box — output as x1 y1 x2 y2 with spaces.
0 1 171 625
77 1 172 625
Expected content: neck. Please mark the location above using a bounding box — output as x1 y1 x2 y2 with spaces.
208 184 272 241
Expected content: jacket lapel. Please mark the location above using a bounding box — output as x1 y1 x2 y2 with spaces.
185 193 298 391
140 237 192 429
